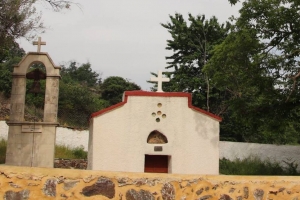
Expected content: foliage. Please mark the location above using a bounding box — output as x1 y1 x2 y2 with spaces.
61 62 102 87
157 13 230 113
157 1 300 144
0 0 43 61
55 145 87 159
58 62 108 129
101 76 141 105
220 157 300 175
0 46 24 97
0 139 7 164
204 0 300 144
0 0 77 63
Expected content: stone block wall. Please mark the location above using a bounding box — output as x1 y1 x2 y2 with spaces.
0 165 300 200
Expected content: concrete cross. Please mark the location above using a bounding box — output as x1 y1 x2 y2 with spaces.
150 70 170 92
33 37 46 52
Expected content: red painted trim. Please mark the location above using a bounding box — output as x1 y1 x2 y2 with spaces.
90 91 222 121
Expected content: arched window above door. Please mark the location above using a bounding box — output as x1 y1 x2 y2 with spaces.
147 130 168 144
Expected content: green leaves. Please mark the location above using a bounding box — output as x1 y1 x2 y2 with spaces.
101 76 141 105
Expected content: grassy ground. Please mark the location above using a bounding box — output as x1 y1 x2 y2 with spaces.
0 139 87 163
220 157 300 175
55 145 87 159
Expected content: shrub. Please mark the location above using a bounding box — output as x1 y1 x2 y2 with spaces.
220 156 300 175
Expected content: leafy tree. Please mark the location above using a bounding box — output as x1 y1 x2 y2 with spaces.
158 13 230 114
101 76 141 105
61 62 102 87
58 81 108 128
0 0 77 62
204 0 300 144
0 44 25 97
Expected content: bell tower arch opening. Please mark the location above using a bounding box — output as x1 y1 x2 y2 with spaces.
25 62 46 122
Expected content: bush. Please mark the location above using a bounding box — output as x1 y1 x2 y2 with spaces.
55 145 87 159
220 156 300 175
0 138 7 164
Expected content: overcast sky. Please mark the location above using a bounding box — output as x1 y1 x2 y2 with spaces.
18 0 242 90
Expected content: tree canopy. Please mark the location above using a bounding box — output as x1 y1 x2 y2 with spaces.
156 1 300 144
0 0 76 62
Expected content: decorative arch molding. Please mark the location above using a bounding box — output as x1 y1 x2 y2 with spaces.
10 52 61 122
147 130 168 144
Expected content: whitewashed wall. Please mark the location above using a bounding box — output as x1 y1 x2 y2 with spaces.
219 141 300 170
0 121 89 151
1 121 300 169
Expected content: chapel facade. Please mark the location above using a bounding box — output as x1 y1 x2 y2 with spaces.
88 87 221 174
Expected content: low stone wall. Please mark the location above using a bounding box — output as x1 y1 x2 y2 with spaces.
0 165 300 200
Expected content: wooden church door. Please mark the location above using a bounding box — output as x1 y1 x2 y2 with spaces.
144 155 168 173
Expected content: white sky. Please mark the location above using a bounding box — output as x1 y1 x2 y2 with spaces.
18 0 242 90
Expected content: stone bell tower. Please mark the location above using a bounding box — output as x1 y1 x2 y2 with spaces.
5 37 61 167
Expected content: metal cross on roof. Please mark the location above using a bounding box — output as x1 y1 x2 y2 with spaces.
32 37 46 52
150 70 170 92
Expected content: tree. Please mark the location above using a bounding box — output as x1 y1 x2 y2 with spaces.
101 76 141 105
204 0 300 144
0 0 77 62
61 62 102 87
0 44 25 97
157 13 230 114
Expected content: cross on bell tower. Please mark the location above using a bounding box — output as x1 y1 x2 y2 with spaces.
33 37 46 52
150 70 170 92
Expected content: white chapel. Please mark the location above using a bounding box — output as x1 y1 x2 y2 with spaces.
87 71 221 174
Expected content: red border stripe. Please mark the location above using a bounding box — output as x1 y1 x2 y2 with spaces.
90 91 222 121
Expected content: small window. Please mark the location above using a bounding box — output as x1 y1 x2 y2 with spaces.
147 130 168 144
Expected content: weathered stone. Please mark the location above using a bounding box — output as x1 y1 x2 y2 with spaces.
243 187 249 199
4 190 30 200
43 178 57 197
278 187 285 192
126 189 155 200
134 178 147 186
83 175 96 183
161 182 175 200
229 188 235 193
219 194 232 200
198 195 212 200
82 177 115 199
236 196 243 200
118 177 132 186
212 184 219 190
9 182 20 188
196 188 204 195
253 189 264 200
180 181 189 188
64 180 80 191
27 183 39 186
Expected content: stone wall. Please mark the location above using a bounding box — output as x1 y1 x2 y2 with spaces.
0 165 300 199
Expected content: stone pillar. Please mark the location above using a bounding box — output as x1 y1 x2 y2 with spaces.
9 77 26 121
44 77 59 122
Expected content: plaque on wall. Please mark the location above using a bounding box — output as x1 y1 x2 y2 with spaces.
154 146 163 151
21 125 42 133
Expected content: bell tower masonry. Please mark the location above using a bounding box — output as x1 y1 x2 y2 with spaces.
6 37 61 167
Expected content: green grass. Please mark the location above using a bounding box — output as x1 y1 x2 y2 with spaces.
55 145 87 159
0 138 7 163
0 141 87 164
220 156 300 175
